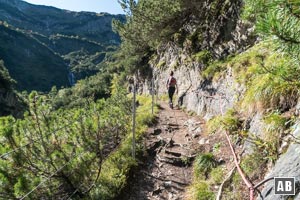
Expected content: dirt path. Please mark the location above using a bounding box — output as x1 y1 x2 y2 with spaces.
121 102 205 200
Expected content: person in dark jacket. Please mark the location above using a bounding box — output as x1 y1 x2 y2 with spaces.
166 71 178 109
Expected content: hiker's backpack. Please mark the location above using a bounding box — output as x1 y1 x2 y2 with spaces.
168 77 177 87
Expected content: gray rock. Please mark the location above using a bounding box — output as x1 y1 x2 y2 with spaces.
164 181 172 187
192 132 200 138
244 113 266 154
249 113 265 137
194 127 202 133
198 138 206 145
258 121 300 199
183 119 202 137
295 101 300 116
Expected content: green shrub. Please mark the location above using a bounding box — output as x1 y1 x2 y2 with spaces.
210 166 224 185
91 95 158 199
241 151 265 178
251 112 288 163
157 60 166 69
238 44 300 111
193 50 212 64
187 181 215 200
136 95 158 126
201 62 224 80
207 109 240 134
263 112 287 151
241 73 300 111
194 153 217 178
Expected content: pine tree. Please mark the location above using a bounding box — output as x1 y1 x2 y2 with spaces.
244 0 300 58
0 88 132 199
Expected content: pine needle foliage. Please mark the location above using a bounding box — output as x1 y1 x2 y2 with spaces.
244 0 300 58
0 83 157 199
238 44 300 111
240 1 300 111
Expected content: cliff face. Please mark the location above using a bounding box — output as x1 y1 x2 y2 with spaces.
0 88 25 117
151 43 244 119
144 18 254 118
0 60 26 117
259 120 300 199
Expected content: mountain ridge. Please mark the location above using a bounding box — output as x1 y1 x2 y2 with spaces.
0 0 125 91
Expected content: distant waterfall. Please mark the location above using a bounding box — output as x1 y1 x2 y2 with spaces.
68 72 76 86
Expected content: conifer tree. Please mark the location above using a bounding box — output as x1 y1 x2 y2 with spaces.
244 0 300 58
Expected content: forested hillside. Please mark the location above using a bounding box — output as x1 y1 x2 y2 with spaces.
1 0 300 199
0 0 124 91
0 24 69 91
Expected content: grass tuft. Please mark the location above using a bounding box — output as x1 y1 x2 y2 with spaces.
194 153 217 178
186 181 215 200
207 109 240 134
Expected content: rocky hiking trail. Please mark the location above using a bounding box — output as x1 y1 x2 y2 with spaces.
119 100 251 200
120 102 202 200
120 102 239 200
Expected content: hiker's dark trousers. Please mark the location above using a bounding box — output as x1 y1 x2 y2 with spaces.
168 87 176 104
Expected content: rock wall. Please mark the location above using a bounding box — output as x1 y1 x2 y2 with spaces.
258 122 300 199
137 35 242 125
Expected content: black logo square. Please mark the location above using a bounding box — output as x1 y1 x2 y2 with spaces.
274 177 295 195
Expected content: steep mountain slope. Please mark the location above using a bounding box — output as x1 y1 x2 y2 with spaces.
0 0 122 44
0 24 69 91
0 0 124 91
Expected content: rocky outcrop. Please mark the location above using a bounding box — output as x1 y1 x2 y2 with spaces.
145 27 250 119
139 0 255 115
258 122 300 199
0 88 26 117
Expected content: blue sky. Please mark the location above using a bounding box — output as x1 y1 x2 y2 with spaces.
23 0 124 14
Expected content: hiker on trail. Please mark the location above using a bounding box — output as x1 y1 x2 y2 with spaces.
166 71 177 109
